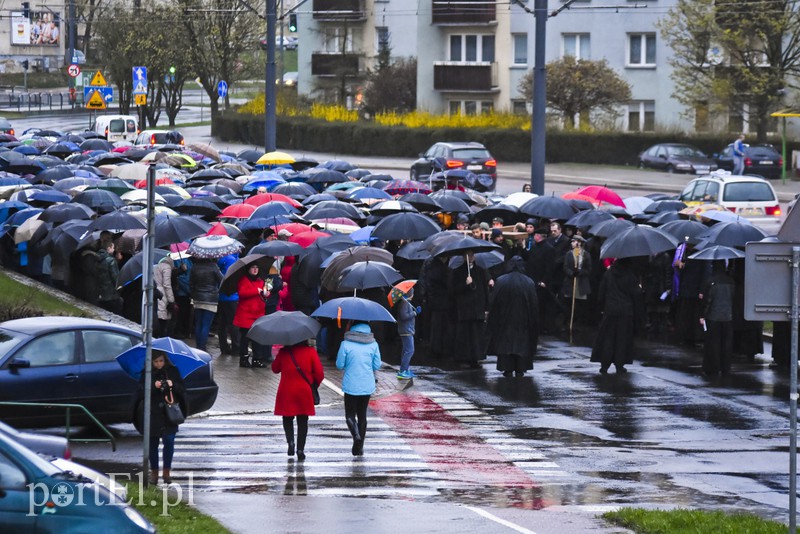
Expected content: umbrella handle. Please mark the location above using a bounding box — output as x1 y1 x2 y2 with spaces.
466 253 471 278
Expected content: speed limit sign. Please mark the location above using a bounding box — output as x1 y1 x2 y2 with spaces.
67 64 81 78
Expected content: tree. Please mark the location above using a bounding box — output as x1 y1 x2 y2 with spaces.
659 0 800 140
362 56 417 115
518 57 631 129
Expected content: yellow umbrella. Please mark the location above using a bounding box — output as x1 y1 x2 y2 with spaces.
257 151 295 165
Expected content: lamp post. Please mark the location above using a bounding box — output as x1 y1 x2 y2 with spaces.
265 0 277 152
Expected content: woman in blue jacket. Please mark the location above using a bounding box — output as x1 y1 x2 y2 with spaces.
336 322 382 456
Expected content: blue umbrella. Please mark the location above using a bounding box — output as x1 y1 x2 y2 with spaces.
116 337 208 380
12 145 40 155
0 200 30 224
312 296 396 323
237 215 293 231
0 207 43 236
29 189 72 204
349 225 375 244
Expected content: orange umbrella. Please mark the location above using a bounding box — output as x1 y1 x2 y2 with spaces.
388 280 417 307
561 192 599 205
244 192 302 208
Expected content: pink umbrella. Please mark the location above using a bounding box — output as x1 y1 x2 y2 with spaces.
574 186 625 207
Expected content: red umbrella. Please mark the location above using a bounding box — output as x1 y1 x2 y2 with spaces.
274 222 312 234
244 192 302 208
562 192 599 205
574 185 625 207
315 217 359 227
219 203 256 219
134 177 175 189
290 229 332 248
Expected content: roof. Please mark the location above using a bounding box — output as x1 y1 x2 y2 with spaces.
436 141 487 149
0 316 137 335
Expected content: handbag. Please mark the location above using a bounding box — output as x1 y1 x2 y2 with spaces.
287 348 320 405
163 390 185 425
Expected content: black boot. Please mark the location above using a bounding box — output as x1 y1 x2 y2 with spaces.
346 417 361 456
239 356 251 368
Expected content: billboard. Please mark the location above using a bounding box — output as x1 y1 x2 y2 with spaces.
10 11 60 46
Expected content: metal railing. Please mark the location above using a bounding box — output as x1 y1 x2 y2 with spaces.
0 89 82 112
0 401 116 451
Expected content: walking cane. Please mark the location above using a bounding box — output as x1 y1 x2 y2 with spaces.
569 275 577 344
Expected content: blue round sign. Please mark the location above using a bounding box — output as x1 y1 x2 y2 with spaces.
217 80 228 98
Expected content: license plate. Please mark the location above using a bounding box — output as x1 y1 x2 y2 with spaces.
760 160 774 165
696 169 710 175
739 208 764 216
467 165 483 171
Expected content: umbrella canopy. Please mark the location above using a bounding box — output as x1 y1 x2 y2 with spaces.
250 240 303 257
320 246 394 291
86 178 136 196
188 143 221 163
271 181 317 197
431 234 500 257
188 234 244 259
623 196 655 215
257 151 295 165
116 249 170 288
247 311 320 346
369 200 418 216
251 201 299 219
336 260 403 291
153 215 211 247
175 198 223 218
698 210 747 224
71 189 124 213
396 241 431 261
574 185 625 207
647 210 682 225
13 216 44 244
89 210 147 232
244 192 303 208
695 220 768 248
304 169 350 184
320 159 357 172
688 245 745 261
372 212 441 242
384 180 432 196
312 296 396 323
110 163 151 182
565 208 614 230
519 196 575 220
347 187 392 203
449 250 505 271
116 337 207 380
39 203 95 224
644 199 687 214
206 221 244 240
290 229 332 248
304 200 365 221
220 203 257 219
600 224 679 259
587 218 635 239
399 193 440 212
431 194 471 213
658 219 709 243
474 203 521 224
115 228 147 255
388 280 417 307
219 253 275 295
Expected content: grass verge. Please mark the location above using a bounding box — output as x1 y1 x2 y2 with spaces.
125 482 231 533
602 508 794 534
0 271 89 318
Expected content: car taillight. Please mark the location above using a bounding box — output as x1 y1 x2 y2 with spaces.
446 160 463 168
64 446 71 460
485 159 497 167
150 134 157 145
104 127 109 138
8 129 13 136
779 158 783 167
728 207 737 212
766 205 781 216
180 138 185 146
744 157 752 168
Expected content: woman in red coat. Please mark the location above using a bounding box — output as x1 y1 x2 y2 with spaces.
272 340 324 462
233 263 267 368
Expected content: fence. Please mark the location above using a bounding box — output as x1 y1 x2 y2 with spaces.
0 87 84 112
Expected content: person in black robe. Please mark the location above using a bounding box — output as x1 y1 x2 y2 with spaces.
700 261 735 376
421 255 452 359
448 252 490 367
591 258 644 374
486 257 539 377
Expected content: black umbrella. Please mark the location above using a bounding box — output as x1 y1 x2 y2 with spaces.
39 203 95 224
304 169 350 184
247 311 321 346
89 210 148 232
475 203 521 224
430 194 470 213
644 199 687 214
396 241 431 261
174 198 223 218
369 200 418 216
431 189 476 205
302 193 338 206
372 212 441 241
250 240 303 257
117 249 170 288
337 260 403 291
295 235 357 287
658 219 709 243
320 246 395 291
321 160 357 172
695 220 768 249
36 166 75 183
190 168 229 181
80 139 113 151
303 200 365 221
646 210 681 226
431 234 500 257
588 218 635 239
50 221 94 263
272 182 317 197
449 250 505 270
71 189 125 213
399 193 441 212
237 149 264 165
220 253 275 295
688 245 745 261
600 224 679 259
519 196 575 220
153 215 212 247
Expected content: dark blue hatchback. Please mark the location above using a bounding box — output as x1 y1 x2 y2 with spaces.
0 317 217 428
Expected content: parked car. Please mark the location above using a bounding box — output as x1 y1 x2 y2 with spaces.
0 116 14 136
0 420 69 459
91 115 139 143
282 71 298 86
0 317 217 428
51 457 128 501
678 172 782 233
638 143 718 175
260 36 298 50
0 431 153 531
714 143 783 179
410 141 497 191
134 129 184 146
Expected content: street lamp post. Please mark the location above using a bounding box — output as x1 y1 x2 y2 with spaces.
265 0 277 152
530 0 547 195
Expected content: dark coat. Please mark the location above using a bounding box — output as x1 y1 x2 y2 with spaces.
591 261 643 367
136 364 186 437
189 259 223 305
448 261 490 362
561 248 592 299
524 239 554 285
96 249 119 302
289 262 318 315
486 260 539 364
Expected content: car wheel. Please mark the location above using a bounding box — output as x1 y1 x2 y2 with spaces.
666 165 675 174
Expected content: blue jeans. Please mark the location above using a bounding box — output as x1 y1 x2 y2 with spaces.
149 433 176 470
733 156 744 175
194 309 215 351
400 334 414 371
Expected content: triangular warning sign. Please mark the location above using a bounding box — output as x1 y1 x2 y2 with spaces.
89 70 107 87
85 90 107 109
133 82 147 94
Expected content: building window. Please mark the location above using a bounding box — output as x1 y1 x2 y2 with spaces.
728 109 744 133
376 26 390 55
449 34 495 63
324 27 353 53
628 101 655 131
628 33 656 66
464 101 477 115
513 34 528 65
449 101 462 115
512 100 529 115
481 101 494 113
563 33 590 59
449 100 494 115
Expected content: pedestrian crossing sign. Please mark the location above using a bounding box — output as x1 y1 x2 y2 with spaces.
85 90 107 109
135 94 146 106
89 70 107 87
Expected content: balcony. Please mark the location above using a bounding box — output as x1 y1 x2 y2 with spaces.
433 62 497 92
313 0 366 21
311 53 361 77
432 0 496 24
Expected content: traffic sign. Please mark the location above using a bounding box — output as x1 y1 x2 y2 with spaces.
217 80 228 98
85 90 107 110
67 64 81 78
132 66 148 95
83 86 113 105
134 94 147 106
89 70 107 87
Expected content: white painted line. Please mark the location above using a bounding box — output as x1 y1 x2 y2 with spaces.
321 377 343 396
461 505 538 534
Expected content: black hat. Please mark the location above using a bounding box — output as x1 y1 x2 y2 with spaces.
526 218 536 226
491 228 503 239
571 235 586 244
492 217 504 224
534 227 550 235
457 214 469 224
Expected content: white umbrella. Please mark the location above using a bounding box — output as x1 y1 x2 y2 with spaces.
121 189 166 205
503 191 539 208
110 163 150 182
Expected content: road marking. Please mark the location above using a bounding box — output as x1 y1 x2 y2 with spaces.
461 505 538 534
321 377 343 396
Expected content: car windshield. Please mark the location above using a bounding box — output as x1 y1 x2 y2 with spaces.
723 182 776 202
108 119 125 133
667 146 704 157
0 330 27 360
452 148 491 159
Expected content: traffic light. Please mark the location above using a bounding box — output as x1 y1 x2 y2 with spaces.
21 2 29 18
288 13 297 32
21 59 28 70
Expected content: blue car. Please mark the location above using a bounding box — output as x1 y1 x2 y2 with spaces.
0 431 154 531
0 317 217 428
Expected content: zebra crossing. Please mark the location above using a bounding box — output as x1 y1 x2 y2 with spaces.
166 389 569 503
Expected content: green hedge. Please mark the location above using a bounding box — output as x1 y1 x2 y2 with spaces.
213 112 799 166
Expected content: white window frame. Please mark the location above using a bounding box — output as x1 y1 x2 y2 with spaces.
448 100 495 115
448 34 495 63
512 33 528 66
324 27 354 53
562 33 590 60
627 33 656 68
627 100 655 131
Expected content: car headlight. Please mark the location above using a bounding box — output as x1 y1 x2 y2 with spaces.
124 506 154 530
